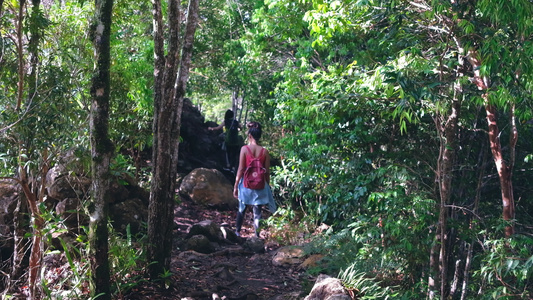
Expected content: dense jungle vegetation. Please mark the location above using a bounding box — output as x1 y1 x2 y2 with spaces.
1 0 533 299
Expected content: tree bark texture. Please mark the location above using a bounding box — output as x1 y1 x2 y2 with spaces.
9 186 30 290
466 50 516 237
460 142 488 300
148 0 199 279
428 37 464 299
16 0 26 110
89 0 114 298
19 161 47 299
9 1 47 297
27 0 41 104
429 78 461 300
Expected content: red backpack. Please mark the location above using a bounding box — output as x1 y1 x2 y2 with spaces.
243 146 266 190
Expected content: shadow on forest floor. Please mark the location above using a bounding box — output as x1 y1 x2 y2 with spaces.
123 194 308 300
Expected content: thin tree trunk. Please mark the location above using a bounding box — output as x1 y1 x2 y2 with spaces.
18 152 47 299
28 0 41 104
428 42 463 299
11 1 46 297
466 50 515 237
460 141 488 300
16 0 26 110
148 0 181 279
9 183 30 289
148 0 199 279
89 0 114 298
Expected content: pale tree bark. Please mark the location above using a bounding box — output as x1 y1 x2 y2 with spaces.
89 0 114 298
148 0 199 279
466 50 516 237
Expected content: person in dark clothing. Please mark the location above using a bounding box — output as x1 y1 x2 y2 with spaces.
208 109 241 172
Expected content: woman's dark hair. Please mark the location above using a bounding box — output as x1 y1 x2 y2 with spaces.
224 109 234 120
247 122 262 141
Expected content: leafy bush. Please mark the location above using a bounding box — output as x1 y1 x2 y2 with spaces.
339 264 399 299
473 235 533 299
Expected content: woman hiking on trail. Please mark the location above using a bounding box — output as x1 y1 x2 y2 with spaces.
233 121 276 238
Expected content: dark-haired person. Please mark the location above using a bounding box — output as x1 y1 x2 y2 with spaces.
208 109 241 172
233 122 276 238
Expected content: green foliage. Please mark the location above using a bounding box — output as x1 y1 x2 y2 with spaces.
0 0 93 179
1 0 533 297
249 0 530 297
473 235 533 299
108 224 148 296
39 217 148 299
265 206 315 245
110 0 154 155
339 264 399 299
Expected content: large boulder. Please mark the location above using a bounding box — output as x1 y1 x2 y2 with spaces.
46 169 91 202
304 274 351 300
178 98 229 173
179 168 238 210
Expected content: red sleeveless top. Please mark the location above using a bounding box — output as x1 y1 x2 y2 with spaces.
244 146 266 166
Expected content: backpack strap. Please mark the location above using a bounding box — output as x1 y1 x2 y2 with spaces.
245 145 265 158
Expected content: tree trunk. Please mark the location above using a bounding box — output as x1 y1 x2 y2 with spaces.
466 50 516 237
147 0 199 279
428 40 464 299
89 0 114 298
11 1 47 297
28 0 41 104
429 89 461 300
460 142 488 300
9 185 29 290
9 0 33 289
16 0 26 110
19 163 47 299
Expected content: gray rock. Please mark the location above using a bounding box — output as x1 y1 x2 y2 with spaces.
243 236 265 253
185 234 216 254
272 246 305 267
55 197 88 231
304 274 350 300
110 198 148 234
187 220 224 242
47 173 90 201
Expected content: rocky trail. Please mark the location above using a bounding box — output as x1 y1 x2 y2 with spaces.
123 194 310 300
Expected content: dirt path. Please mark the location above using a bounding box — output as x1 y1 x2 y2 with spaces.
124 196 306 300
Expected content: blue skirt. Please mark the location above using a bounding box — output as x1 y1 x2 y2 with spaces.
237 178 277 213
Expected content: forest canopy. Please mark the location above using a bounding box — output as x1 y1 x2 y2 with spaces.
1 0 533 299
